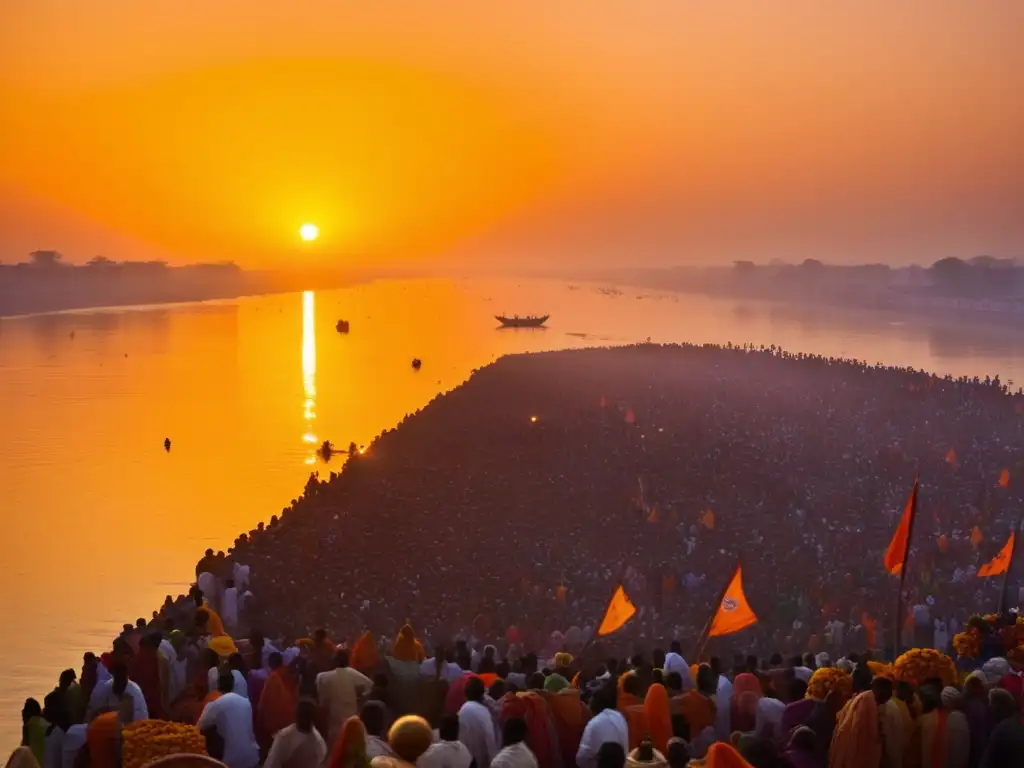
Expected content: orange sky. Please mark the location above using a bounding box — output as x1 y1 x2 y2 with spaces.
1 0 1022 268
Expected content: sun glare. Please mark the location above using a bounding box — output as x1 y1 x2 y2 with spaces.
299 223 319 242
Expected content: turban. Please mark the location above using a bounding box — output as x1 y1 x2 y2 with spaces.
982 658 1011 688
941 687 961 708
554 653 573 669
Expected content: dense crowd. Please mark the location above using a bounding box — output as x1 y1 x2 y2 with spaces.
233 344 1023 654
14 613 1024 767
14 343 1024 767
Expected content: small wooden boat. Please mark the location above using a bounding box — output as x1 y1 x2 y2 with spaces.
496 314 549 328
336 319 350 334
411 358 422 370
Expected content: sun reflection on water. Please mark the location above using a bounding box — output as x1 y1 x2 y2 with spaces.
302 291 317 463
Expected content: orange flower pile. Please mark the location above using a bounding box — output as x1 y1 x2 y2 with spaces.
953 631 980 660
805 667 853 702
866 661 894 679
121 720 208 768
893 649 958 688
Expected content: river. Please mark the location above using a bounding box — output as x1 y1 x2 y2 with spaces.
2 276 1024 747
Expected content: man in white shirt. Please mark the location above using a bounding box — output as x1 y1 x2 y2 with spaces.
197 672 259 768
491 717 537 768
576 686 628 768
458 677 498 768
86 664 149 723
263 698 325 768
418 715 473 768
316 648 373 747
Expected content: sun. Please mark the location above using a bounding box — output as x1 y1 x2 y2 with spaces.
299 223 319 242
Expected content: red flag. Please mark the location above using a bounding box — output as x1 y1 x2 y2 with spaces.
945 448 957 467
624 408 636 425
884 479 919 575
708 564 758 637
978 532 1015 577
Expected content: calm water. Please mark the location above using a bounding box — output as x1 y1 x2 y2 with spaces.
3 276 1024 746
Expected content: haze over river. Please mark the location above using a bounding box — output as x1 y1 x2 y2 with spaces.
3 276 1024 747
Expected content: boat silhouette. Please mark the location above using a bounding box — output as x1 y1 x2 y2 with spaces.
495 314 549 328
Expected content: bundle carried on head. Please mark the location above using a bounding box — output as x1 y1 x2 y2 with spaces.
120 720 208 768
893 649 958 688
805 667 853 702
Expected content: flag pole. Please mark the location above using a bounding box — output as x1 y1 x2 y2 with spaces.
997 520 1021 615
691 558 741 662
892 479 920 661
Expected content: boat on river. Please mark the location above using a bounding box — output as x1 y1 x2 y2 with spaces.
496 314 549 328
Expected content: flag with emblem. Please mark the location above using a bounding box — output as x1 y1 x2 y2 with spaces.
596 584 637 637
978 531 1016 577
708 562 758 637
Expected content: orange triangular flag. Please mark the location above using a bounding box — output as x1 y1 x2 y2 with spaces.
597 585 637 637
556 584 568 603
978 532 1015 577
884 480 919 575
937 534 949 554
945 448 957 467
701 509 716 530
647 506 659 523
999 469 1011 488
971 525 984 547
708 564 758 637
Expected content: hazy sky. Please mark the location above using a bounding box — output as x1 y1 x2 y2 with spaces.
2 0 1022 268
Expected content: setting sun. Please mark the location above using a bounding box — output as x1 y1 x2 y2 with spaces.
300 223 319 242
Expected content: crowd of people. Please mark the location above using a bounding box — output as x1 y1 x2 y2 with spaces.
232 344 1023 655
13 343 1024 766
14 616 1024 767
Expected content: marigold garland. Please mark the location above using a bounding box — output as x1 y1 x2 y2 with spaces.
893 648 958 688
805 667 853 702
953 631 981 660
121 720 208 768
866 660 894 679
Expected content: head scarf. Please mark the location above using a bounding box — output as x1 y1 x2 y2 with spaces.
4 748 40 768
208 636 237 657
662 653 693 690
350 631 379 673
392 625 425 663
941 687 961 708
554 653 573 669
643 683 672 752
328 715 368 768
701 742 753 767
828 691 880 768
544 674 570 693
982 658 1011 688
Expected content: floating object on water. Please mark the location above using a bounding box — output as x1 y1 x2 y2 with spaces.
164 438 171 452
336 319 350 334
411 358 422 370
318 440 336 462
496 314 549 328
